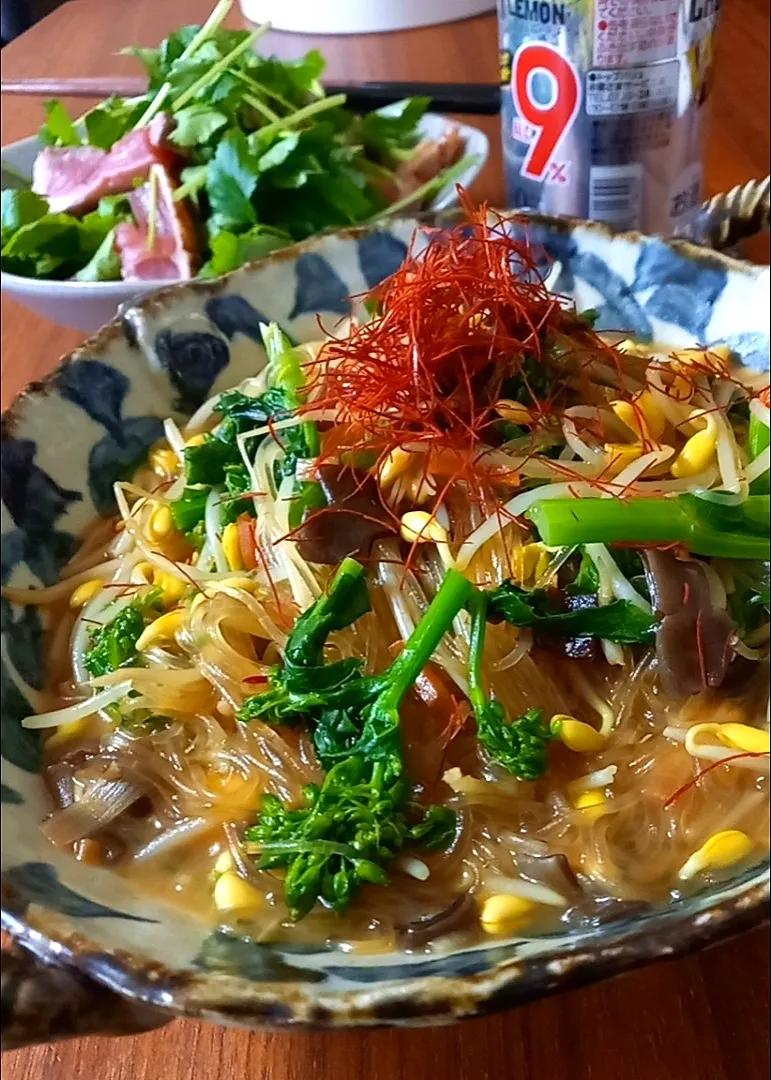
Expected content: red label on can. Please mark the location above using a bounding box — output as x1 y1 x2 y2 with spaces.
511 42 581 183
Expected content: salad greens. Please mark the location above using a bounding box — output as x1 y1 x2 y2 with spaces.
1 190 129 280
1 1 475 283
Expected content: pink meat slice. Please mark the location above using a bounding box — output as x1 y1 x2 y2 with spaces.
32 115 176 215
115 165 196 282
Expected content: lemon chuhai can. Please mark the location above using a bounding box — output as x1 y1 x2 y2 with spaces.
497 0 721 234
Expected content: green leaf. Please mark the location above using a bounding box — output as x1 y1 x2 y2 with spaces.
39 99 81 147
488 580 656 644
568 549 600 595
170 485 210 533
121 44 163 87
256 132 301 171
355 97 430 160
171 105 229 147
184 436 241 485
84 96 146 150
221 463 256 524
83 607 144 678
1 190 48 244
73 228 121 282
200 224 291 277
206 129 258 230
2 214 81 260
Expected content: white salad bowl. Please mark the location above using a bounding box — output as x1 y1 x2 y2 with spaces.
1 205 769 1049
0 114 489 333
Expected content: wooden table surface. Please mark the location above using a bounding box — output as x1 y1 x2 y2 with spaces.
1 1 769 1077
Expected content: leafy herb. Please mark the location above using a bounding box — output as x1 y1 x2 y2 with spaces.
73 227 121 282
4 8 474 282
488 580 656 644
1 190 48 243
39 99 81 147
83 588 163 678
354 98 430 160
467 590 554 780
1 192 129 280
84 96 146 150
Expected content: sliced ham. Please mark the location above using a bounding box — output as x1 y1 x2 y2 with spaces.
114 164 197 282
32 115 177 216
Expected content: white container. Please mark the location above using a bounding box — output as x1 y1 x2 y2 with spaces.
239 0 495 35
1 115 488 332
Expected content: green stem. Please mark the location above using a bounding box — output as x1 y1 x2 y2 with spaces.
377 570 472 712
749 412 770 494
170 25 271 114
134 0 241 128
254 94 347 141
527 495 770 560
241 90 280 124
466 588 487 716
284 558 368 669
367 153 479 223
261 321 320 455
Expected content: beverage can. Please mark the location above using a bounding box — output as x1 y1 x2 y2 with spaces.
497 1 721 235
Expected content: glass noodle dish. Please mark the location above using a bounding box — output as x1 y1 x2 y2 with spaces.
7 201 770 951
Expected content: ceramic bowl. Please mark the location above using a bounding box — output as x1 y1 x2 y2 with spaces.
1 208 769 1049
0 113 489 333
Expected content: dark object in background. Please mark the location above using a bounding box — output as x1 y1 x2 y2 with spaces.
1 0 32 45
2 0 64 46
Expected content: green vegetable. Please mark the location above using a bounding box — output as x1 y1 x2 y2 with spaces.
240 563 469 917
1 192 129 280
578 307 600 328
728 560 770 632
206 129 260 231
527 495 771 561
84 96 146 150
83 588 163 678
244 757 455 920
260 322 321 523
3 6 471 282
568 549 600 595
40 99 81 147
73 228 121 282
169 104 229 147
170 486 210 533
171 354 308 535
354 98 430 160
749 410 770 494
1 190 48 243
467 589 554 780
487 580 656 644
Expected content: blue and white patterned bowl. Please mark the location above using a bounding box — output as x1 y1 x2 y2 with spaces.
1 211 769 1045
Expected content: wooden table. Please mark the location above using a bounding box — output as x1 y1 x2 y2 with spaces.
1 1 769 1077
